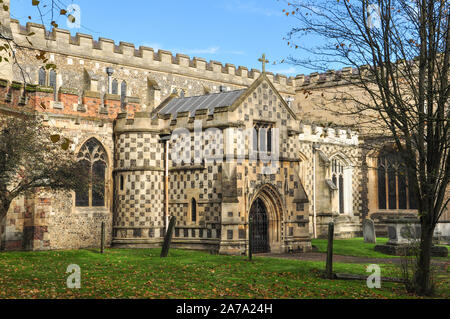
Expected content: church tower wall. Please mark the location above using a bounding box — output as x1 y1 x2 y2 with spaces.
113 112 166 247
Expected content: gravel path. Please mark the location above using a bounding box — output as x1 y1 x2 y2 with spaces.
257 252 450 270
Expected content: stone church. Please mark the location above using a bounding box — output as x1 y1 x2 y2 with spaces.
0 2 447 253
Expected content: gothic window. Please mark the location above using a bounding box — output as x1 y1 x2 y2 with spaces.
377 149 417 210
75 138 108 207
111 79 118 95
332 158 345 214
120 81 127 108
253 123 274 154
38 67 46 86
49 70 57 89
191 198 197 223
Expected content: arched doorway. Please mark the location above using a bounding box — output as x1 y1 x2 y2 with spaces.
250 198 269 253
248 184 283 253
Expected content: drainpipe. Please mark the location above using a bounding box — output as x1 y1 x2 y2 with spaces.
106 67 114 94
160 135 170 232
312 143 319 239
165 139 169 231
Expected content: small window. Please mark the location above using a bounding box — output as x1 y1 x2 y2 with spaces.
120 175 124 191
120 81 127 108
332 158 345 214
49 70 57 89
267 128 272 153
191 198 197 223
111 79 118 95
38 67 46 86
253 123 274 153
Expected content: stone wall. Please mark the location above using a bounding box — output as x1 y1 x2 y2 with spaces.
0 79 117 251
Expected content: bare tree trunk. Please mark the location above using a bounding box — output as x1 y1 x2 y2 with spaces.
415 221 435 295
0 197 11 223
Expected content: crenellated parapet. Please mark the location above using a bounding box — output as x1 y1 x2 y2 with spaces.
10 20 296 93
296 122 359 146
294 67 362 91
0 78 142 120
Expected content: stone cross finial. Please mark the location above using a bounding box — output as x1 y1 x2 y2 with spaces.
258 54 269 73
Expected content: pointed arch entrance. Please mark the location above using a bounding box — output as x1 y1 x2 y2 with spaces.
250 198 269 253
249 184 283 253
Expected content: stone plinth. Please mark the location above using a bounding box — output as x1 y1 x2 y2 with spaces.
374 219 448 257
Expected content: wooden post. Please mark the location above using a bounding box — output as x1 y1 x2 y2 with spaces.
160 216 176 258
248 216 253 261
100 221 105 254
326 222 334 279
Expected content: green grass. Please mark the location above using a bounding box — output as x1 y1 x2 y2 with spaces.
0 248 447 299
312 237 394 258
312 237 450 259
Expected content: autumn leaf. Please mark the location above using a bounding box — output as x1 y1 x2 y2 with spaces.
50 134 60 143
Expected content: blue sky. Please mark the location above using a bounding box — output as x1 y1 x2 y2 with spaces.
10 0 311 76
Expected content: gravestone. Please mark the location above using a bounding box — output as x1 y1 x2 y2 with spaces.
363 219 376 243
375 219 448 257
325 222 334 279
160 216 176 258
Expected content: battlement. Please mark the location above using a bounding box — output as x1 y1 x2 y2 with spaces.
10 20 296 91
294 67 363 91
0 78 141 120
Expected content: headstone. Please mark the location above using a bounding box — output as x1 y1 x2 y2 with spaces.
160 216 176 258
325 222 334 279
363 219 376 243
374 219 448 257
386 219 420 245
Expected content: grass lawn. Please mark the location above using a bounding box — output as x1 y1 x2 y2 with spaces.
312 237 450 260
0 248 448 299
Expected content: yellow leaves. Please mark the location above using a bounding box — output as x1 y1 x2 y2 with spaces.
35 50 47 61
61 139 70 151
67 15 76 24
60 9 67 15
45 63 57 70
32 0 40 6
50 135 60 143
0 0 7 11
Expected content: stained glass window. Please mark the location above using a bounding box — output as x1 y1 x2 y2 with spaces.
38 67 46 86
332 158 345 214
75 138 107 207
111 79 118 95
377 148 417 210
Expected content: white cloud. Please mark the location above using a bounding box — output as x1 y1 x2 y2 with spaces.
222 1 283 17
268 66 299 75
142 42 162 51
142 43 245 57
182 46 220 55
